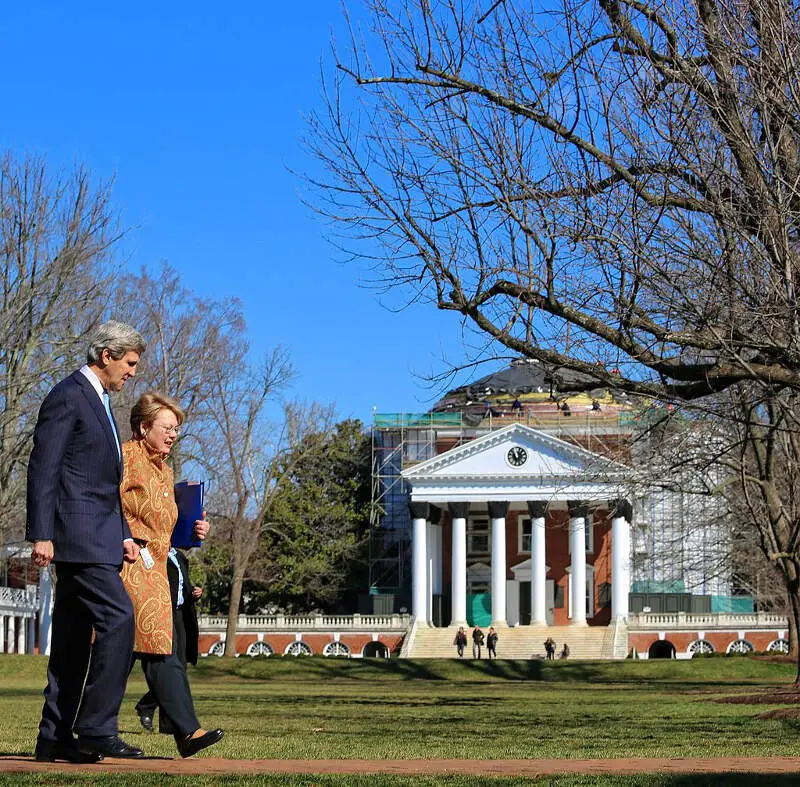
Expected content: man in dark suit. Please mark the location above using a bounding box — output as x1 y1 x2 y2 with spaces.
136 547 200 733
27 320 146 763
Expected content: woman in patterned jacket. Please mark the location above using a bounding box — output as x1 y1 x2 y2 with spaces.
120 391 223 758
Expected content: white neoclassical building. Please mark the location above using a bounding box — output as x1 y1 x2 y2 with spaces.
401 423 634 630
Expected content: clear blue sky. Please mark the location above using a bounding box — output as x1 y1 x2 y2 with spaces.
0 1 494 421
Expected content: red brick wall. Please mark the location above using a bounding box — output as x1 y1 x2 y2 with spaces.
628 629 787 657
198 632 405 657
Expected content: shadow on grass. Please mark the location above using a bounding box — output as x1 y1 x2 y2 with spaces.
192 657 793 694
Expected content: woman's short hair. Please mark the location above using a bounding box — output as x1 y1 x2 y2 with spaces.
87 320 146 364
130 392 185 438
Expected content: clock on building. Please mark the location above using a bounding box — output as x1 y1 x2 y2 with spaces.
507 446 528 467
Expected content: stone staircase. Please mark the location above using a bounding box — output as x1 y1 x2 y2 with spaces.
408 623 621 659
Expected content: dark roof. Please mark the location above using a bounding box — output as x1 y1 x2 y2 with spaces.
431 360 614 415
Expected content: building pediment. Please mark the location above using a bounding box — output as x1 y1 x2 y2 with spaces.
402 423 629 504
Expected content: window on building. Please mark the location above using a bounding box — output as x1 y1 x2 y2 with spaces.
468 517 489 554
519 517 531 553
688 639 714 656
598 582 611 609
323 641 351 657
768 639 789 654
285 641 313 656
246 641 273 657
567 566 595 618
726 639 754 655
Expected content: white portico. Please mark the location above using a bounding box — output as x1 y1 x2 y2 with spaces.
402 423 632 628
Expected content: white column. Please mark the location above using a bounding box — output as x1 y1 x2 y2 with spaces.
39 567 54 656
16 617 25 654
426 523 434 625
0 616 5 653
569 501 588 626
611 499 632 620
489 501 509 625
528 501 548 625
8 616 16 653
450 503 468 626
426 518 442 625
410 501 429 626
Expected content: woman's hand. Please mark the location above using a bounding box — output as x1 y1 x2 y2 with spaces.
193 510 211 541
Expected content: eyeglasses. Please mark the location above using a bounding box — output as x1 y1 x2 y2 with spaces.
155 424 181 437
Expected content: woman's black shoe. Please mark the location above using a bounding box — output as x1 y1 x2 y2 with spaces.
176 728 224 758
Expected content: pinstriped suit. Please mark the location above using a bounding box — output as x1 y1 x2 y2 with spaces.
27 369 135 742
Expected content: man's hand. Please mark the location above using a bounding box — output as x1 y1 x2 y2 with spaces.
192 511 211 541
192 586 203 600
32 540 54 568
123 540 140 564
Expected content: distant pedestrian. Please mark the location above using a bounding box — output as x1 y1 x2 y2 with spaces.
454 626 467 658
560 643 570 660
472 626 484 659
544 637 556 660
487 626 498 659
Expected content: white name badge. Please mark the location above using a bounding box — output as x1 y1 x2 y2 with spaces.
140 547 155 570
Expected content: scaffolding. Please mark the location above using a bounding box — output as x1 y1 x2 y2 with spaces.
369 413 464 602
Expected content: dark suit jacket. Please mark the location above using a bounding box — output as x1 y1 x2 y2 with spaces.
167 549 199 665
26 370 132 564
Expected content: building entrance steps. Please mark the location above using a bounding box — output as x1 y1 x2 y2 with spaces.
407 624 620 659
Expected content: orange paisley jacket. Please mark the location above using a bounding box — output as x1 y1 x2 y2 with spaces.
120 438 178 655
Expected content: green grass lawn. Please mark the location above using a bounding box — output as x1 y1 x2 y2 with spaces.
1 654 798 786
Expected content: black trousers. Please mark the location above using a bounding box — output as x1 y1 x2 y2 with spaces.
136 612 199 737
39 563 134 742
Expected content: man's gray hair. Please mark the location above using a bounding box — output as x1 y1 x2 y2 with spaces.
86 320 146 364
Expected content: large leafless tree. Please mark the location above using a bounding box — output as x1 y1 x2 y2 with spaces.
198 347 337 656
109 262 248 479
0 154 119 561
307 0 800 675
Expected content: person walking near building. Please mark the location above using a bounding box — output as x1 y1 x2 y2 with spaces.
472 625 484 658
560 642 570 660
454 626 467 658
544 637 556 660
28 321 146 763
120 392 223 758
487 626 498 659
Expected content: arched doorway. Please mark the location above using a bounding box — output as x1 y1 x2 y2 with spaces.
648 640 676 659
362 641 389 658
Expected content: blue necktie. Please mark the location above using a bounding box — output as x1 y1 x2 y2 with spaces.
102 391 121 460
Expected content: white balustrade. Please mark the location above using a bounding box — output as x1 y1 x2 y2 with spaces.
627 612 788 629
0 586 38 615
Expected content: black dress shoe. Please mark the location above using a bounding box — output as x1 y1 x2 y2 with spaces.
136 709 154 732
35 739 104 763
176 728 224 758
77 735 144 759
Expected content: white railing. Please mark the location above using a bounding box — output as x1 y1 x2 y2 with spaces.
627 611 788 629
0 585 38 614
198 613 411 632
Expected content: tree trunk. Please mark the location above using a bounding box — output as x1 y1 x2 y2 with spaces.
787 600 798 661
224 568 245 658
789 586 800 686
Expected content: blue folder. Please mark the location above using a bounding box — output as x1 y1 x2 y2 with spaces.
172 480 204 549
